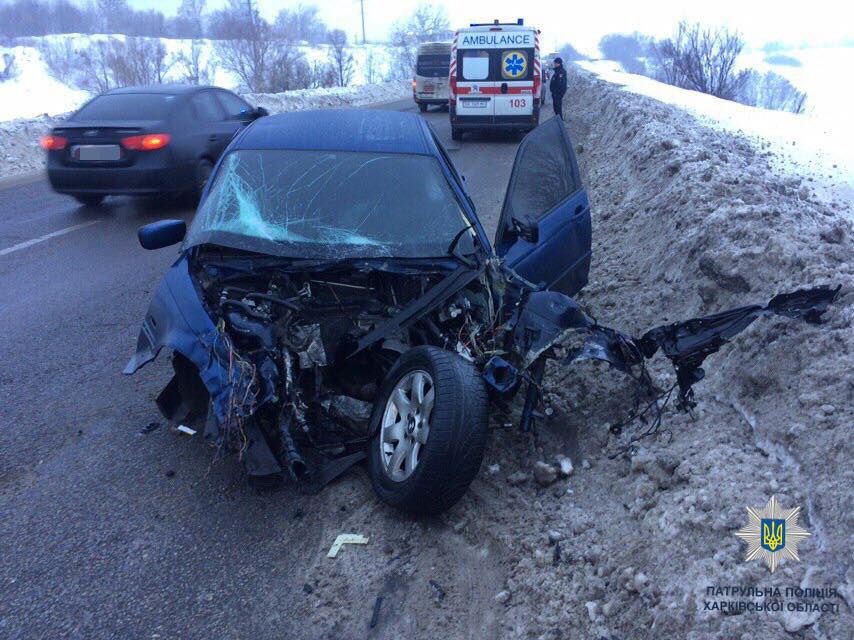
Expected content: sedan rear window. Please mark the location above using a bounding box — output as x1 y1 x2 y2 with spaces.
187 150 474 260
73 94 178 120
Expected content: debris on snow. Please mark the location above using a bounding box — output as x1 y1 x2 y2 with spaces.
326 533 369 558
533 462 558 487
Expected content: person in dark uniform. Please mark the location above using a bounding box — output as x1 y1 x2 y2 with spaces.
549 57 567 120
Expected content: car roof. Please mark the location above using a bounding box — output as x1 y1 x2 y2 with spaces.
235 109 433 155
105 84 214 95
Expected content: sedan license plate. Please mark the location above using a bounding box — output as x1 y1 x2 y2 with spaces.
463 99 488 108
72 145 121 161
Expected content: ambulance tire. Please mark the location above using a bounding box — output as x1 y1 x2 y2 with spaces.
451 127 462 142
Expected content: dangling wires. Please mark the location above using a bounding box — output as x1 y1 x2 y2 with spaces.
216 322 259 459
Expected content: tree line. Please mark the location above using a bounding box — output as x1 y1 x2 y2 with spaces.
557 22 808 114
0 0 330 42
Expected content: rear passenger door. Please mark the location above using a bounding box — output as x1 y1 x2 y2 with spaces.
190 90 231 160
494 118 592 295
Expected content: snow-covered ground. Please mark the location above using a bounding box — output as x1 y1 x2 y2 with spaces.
0 34 398 121
577 59 853 214
0 44 90 120
740 46 854 121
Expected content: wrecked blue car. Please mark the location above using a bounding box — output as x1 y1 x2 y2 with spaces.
126 109 838 515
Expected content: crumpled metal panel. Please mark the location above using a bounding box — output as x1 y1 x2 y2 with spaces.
123 256 246 423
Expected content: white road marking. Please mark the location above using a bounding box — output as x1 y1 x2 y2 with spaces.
0 220 101 257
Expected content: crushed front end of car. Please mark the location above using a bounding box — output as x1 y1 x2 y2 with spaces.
125 240 840 513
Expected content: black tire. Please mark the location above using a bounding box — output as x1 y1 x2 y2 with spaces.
367 346 489 515
193 158 214 202
451 127 462 142
418 102 428 112
74 194 104 207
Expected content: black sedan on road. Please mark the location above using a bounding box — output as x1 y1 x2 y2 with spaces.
42 84 268 206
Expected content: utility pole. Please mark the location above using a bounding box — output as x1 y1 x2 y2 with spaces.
359 0 366 44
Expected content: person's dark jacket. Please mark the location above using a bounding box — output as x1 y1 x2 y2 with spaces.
550 66 567 97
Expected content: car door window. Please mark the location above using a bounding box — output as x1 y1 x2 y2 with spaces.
217 91 253 119
501 118 580 228
192 92 224 122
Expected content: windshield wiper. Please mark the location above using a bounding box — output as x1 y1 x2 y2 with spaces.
446 224 478 268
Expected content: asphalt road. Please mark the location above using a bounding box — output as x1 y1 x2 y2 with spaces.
0 98 550 639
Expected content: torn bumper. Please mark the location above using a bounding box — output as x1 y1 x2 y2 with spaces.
123 256 246 423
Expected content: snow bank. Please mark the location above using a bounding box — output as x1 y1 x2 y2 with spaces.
246 80 408 113
578 60 853 212
455 65 851 639
0 45 89 120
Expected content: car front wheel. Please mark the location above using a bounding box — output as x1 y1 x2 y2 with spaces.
367 346 489 515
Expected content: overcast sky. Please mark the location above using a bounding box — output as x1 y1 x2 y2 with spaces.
127 0 853 53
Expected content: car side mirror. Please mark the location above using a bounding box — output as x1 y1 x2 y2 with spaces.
138 219 186 250
254 106 268 119
511 216 539 244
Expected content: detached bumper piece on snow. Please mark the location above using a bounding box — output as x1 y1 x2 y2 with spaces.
504 284 841 454
125 250 839 512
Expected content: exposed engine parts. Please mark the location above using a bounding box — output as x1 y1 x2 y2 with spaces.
127 241 840 493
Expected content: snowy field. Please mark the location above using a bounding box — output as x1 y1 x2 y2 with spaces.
577 59 853 214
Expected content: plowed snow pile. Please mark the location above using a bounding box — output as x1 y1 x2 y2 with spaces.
455 67 852 639
259 68 851 640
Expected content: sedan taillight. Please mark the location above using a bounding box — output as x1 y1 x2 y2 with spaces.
40 135 67 150
121 133 171 151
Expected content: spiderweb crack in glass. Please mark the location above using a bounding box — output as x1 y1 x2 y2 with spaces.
187 150 473 260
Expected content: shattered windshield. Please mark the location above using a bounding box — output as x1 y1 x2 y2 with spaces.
185 149 474 259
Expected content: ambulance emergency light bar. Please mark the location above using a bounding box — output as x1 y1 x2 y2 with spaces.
469 19 525 27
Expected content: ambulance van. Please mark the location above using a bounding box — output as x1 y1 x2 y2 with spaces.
413 42 453 111
449 19 542 141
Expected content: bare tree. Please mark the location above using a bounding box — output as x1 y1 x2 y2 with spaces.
651 21 749 100
97 0 130 33
328 29 354 87
110 37 173 85
388 4 450 80
598 33 652 74
213 0 275 92
274 3 327 44
174 0 207 38
556 42 588 63
66 37 175 92
0 53 16 82
363 48 379 84
738 70 807 113
176 39 215 85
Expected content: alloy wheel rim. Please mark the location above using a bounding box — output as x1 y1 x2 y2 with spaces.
379 370 435 482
